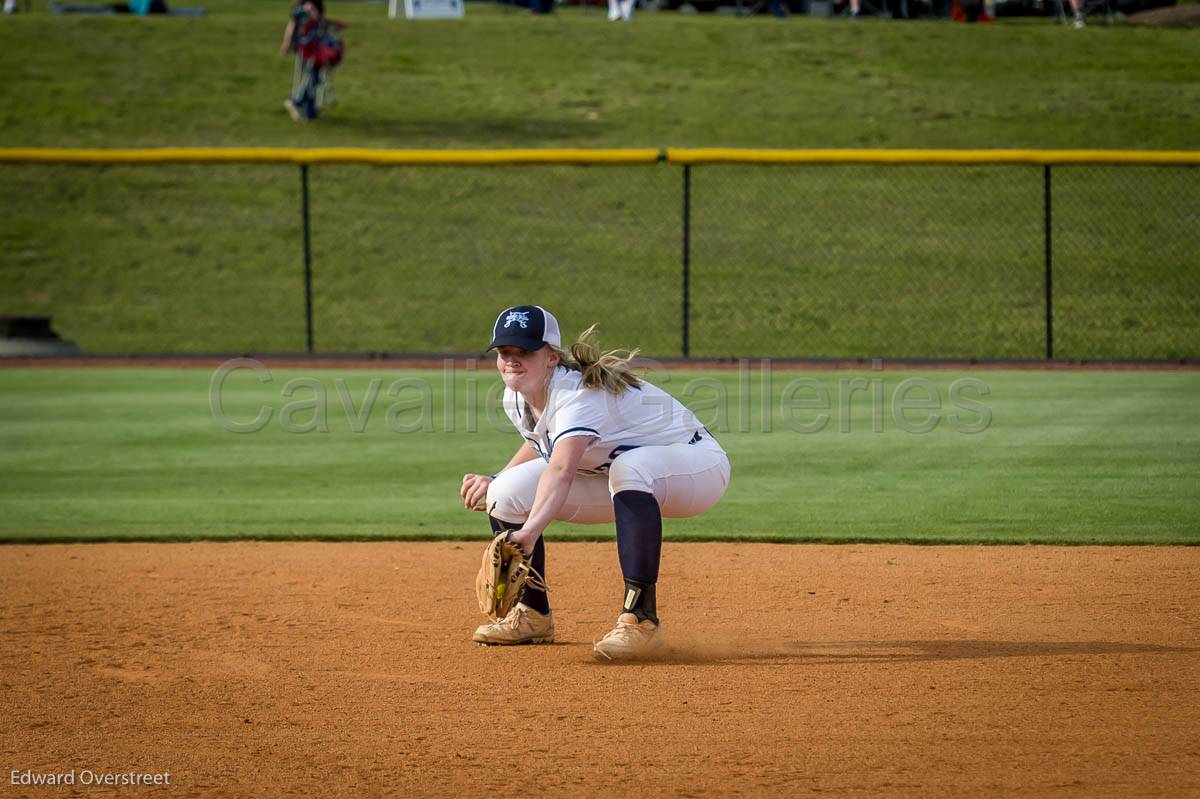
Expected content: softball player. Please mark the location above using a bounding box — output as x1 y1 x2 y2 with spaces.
460 305 731 660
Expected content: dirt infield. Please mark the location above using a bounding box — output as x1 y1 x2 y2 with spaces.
2 543 1198 798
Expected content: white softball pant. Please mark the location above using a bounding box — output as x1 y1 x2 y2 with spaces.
487 436 731 526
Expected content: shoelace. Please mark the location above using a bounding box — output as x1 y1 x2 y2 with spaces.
498 607 530 631
598 620 642 645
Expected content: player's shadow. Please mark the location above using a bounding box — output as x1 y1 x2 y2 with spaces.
591 639 1200 667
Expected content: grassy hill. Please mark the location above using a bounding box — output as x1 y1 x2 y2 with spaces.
2 1 1197 149
0 2 1196 359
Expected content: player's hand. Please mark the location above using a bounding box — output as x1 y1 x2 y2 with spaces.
460 473 492 512
507 527 539 557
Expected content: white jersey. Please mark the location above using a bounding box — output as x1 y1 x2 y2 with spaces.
502 366 710 477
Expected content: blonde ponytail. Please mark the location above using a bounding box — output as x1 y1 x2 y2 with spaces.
553 324 643 395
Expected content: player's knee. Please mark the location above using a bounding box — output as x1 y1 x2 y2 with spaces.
486 475 531 524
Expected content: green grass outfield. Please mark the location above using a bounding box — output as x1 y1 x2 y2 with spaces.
1 366 1196 544
1 2 1198 360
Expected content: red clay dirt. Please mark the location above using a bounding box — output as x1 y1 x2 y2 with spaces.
2 542 1198 798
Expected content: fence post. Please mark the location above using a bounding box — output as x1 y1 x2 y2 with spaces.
681 164 692 358
1043 165 1054 360
301 164 314 354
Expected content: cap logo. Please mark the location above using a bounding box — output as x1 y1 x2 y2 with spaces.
503 311 531 329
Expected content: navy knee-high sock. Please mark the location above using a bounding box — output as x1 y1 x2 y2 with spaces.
612 490 662 624
488 515 549 615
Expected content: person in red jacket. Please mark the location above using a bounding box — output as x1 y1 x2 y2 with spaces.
282 0 344 121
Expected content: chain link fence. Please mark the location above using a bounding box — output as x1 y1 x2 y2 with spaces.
691 164 1046 359
1 163 306 352
308 164 682 355
1053 166 1199 360
0 152 1195 360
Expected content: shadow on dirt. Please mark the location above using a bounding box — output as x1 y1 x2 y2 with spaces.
593 639 1200 666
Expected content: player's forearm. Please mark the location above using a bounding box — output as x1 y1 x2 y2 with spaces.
520 467 575 538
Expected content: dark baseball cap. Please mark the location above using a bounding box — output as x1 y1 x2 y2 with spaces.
488 305 562 351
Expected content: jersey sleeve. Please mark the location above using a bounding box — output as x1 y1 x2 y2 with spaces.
548 388 608 449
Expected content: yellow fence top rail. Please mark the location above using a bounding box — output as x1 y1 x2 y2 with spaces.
667 148 1200 166
0 148 665 166
0 147 1196 166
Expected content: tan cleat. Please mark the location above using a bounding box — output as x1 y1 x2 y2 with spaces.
592 613 662 661
473 604 555 646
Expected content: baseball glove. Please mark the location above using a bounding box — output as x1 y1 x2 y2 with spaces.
476 531 549 620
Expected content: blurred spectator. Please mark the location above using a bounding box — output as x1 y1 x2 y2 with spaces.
281 0 305 57
951 0 992 20
283 0 345 121
281 0 307 107
50 0 169 11
607 0 633 19
1064 0 1085 26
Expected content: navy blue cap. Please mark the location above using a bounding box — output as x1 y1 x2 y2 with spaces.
488 305 562 351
